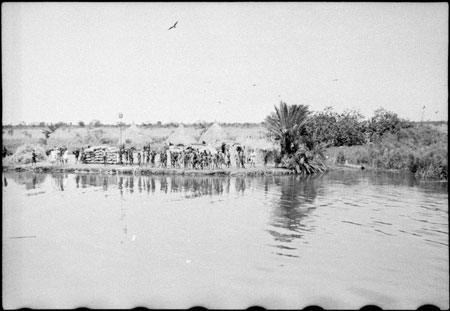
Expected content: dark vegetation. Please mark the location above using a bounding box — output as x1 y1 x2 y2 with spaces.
263 103 447 179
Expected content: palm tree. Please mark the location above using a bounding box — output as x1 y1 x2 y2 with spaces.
264 101 310 155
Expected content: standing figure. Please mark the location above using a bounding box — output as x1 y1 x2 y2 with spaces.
124 149 129 165
250 150 256 168
190 151 196 169
31 149 37 166
239 149 246 169
166 149 171 168
151 150 156 167
235 149 240 168
155 151 161 168
79 148 85 164
129 149 134 165
263 150 270 169
63 149 69 164
137 152 141 166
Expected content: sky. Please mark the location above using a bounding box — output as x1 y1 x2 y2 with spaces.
2 2 448 125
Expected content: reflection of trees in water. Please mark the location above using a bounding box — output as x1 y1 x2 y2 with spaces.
267 175 320 245
3 171 47 190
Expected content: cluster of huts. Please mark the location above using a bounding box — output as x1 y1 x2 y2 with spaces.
81 122 277 165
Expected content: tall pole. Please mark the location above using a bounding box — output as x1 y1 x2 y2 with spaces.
421 106 425 127
118 112 123 147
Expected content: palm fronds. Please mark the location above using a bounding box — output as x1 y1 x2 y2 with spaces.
264 101 310 155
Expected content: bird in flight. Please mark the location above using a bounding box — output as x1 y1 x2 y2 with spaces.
168 21 178 30
332 79 338 81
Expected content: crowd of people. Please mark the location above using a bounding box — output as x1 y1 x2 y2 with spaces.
114 145 259 170
28 143 271 169
46 147 70 165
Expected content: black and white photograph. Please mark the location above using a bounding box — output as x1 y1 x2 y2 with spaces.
2 2 448 309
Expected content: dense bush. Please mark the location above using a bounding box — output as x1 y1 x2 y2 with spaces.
335 150 345 164
366 108 412 142
280 150 327 174
304 107 414 148
304 107 366 147
7 144 47 164
326 125 447 179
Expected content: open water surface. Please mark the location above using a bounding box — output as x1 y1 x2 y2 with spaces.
2 170 448 309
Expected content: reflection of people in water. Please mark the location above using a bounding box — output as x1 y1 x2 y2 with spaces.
102 176 108 191
235 177 246 193
138 176 142 193
81 175 87 188
160 177 168 193
53 174 64 191
151 177 155 193
129 177 134 194
118 176 123 196
32 175 37 189
75 175 80 188
4 176 8 187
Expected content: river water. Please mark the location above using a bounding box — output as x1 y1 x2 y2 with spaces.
2 170 448 309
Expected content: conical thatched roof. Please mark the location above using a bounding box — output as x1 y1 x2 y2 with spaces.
122 123 142 139
166 124 197 145
121 123 143 142
198 122 229 147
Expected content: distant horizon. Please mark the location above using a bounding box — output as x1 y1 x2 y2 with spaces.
2 3 448 125
2 112 448 128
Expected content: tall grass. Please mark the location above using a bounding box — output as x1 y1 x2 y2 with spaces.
325 125 448 179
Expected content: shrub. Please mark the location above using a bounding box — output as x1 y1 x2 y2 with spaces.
336 150 346 164
271 149 282 167
8 144 47 164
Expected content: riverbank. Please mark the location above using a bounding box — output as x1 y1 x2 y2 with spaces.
6 160 444 179
2 162 297 176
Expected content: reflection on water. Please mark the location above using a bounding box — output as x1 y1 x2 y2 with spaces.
3 171 46 190
267 176 319 247
2 170 448 309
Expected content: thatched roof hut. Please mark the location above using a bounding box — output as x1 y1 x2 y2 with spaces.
121 123 143 143
166 124 197 146
198 122 229 147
